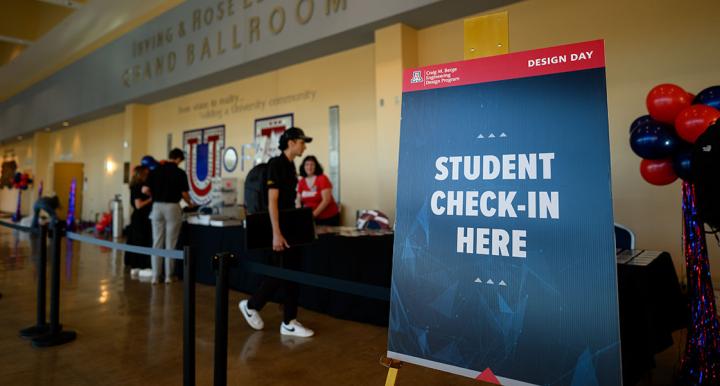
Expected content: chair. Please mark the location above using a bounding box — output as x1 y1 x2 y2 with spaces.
614 223 636 250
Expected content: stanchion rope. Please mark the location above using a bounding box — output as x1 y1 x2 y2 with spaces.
65 231 184 260
237 260 390 301
0 220 39 235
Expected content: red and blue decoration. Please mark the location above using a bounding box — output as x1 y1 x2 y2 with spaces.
631 84 720 185
183 125 225 205
630 84 720 385
66 178 77 230
680 182 720 385
675 105 720 144
95 212 112 234
646 83 693 124
629 120 682 160
693 86 720 110
11 172 33 222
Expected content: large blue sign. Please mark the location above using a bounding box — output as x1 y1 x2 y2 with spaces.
388 40 621 386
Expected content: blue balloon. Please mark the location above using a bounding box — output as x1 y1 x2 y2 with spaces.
672 148 693 181
629 121 682 159
693 86 720 110
629 115 654 133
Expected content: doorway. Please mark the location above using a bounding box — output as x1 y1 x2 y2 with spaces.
53 162 84 221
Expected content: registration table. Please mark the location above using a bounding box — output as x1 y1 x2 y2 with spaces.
183 224 687 384
616 249 687 385
184 224 394 326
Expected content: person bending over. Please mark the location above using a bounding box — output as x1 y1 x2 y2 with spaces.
142 148 195 284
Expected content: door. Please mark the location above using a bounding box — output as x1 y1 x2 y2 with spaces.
53 162 84 221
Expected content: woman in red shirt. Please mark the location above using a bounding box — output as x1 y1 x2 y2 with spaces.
297 155 340 225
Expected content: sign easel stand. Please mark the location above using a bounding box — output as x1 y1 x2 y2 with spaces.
380 12 509 386
380 355 403 386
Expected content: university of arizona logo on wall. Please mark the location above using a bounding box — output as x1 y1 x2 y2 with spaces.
410 70 423 84
183 125 225 205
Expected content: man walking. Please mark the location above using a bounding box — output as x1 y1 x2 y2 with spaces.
143 148 194 284
239 127 315 337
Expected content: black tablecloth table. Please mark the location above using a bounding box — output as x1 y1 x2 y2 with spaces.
185 224 393 326
617 250 687 385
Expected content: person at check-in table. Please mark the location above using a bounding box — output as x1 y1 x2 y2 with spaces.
297 155 340 226
142 148 196 285
239 127 315 338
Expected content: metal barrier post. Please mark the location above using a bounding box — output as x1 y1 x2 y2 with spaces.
183 246 196 386
32 221 76 347
19 225 49 338
212 252 234 386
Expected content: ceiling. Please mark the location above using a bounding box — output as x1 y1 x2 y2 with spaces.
0 0 182 101
0 0 83 67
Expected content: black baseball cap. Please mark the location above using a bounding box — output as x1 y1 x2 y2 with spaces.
282 127 313 143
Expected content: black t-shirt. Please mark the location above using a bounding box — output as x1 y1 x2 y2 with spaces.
144 162 190 203
130 184 152 217
266 153 297 210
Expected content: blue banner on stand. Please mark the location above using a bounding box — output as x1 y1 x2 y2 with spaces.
388 40 621 386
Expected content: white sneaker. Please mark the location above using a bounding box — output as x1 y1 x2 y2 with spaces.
280 319 314 338
130 268 140 278
138 269 153 279
239 300 264 330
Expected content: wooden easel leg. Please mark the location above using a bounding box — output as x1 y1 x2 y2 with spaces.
385 367 399 386
380 355 403 386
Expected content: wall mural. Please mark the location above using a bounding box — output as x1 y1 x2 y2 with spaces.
254 113 293 164
1 160 18 188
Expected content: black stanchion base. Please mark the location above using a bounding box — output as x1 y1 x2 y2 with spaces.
19 324 49 339
31 329 76 348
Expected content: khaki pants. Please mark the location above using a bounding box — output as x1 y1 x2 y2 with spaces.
150 202 182 281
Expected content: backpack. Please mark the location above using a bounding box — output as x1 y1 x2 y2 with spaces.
244 163 269 214
692 121 720 231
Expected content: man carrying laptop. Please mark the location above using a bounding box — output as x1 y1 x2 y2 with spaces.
239 127 315 338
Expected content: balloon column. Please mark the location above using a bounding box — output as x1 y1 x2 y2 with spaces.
66 178 77 231
630 84 720 385
11 172 33 222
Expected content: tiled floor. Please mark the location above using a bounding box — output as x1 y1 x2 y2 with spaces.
0 227 693 385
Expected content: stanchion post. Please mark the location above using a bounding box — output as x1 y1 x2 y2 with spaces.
19 224 49 338
213 252 235 386
183 246 196 386
32 220 76 348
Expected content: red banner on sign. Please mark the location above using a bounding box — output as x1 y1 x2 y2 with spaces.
403 40 605 92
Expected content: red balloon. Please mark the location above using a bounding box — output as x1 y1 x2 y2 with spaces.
640 158 677 185
646 84 692 124
674 104 720 143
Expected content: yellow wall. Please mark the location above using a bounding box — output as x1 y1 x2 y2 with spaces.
415 0 720 277
45 113 126 221
147 44 377 225
1 0 718 283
